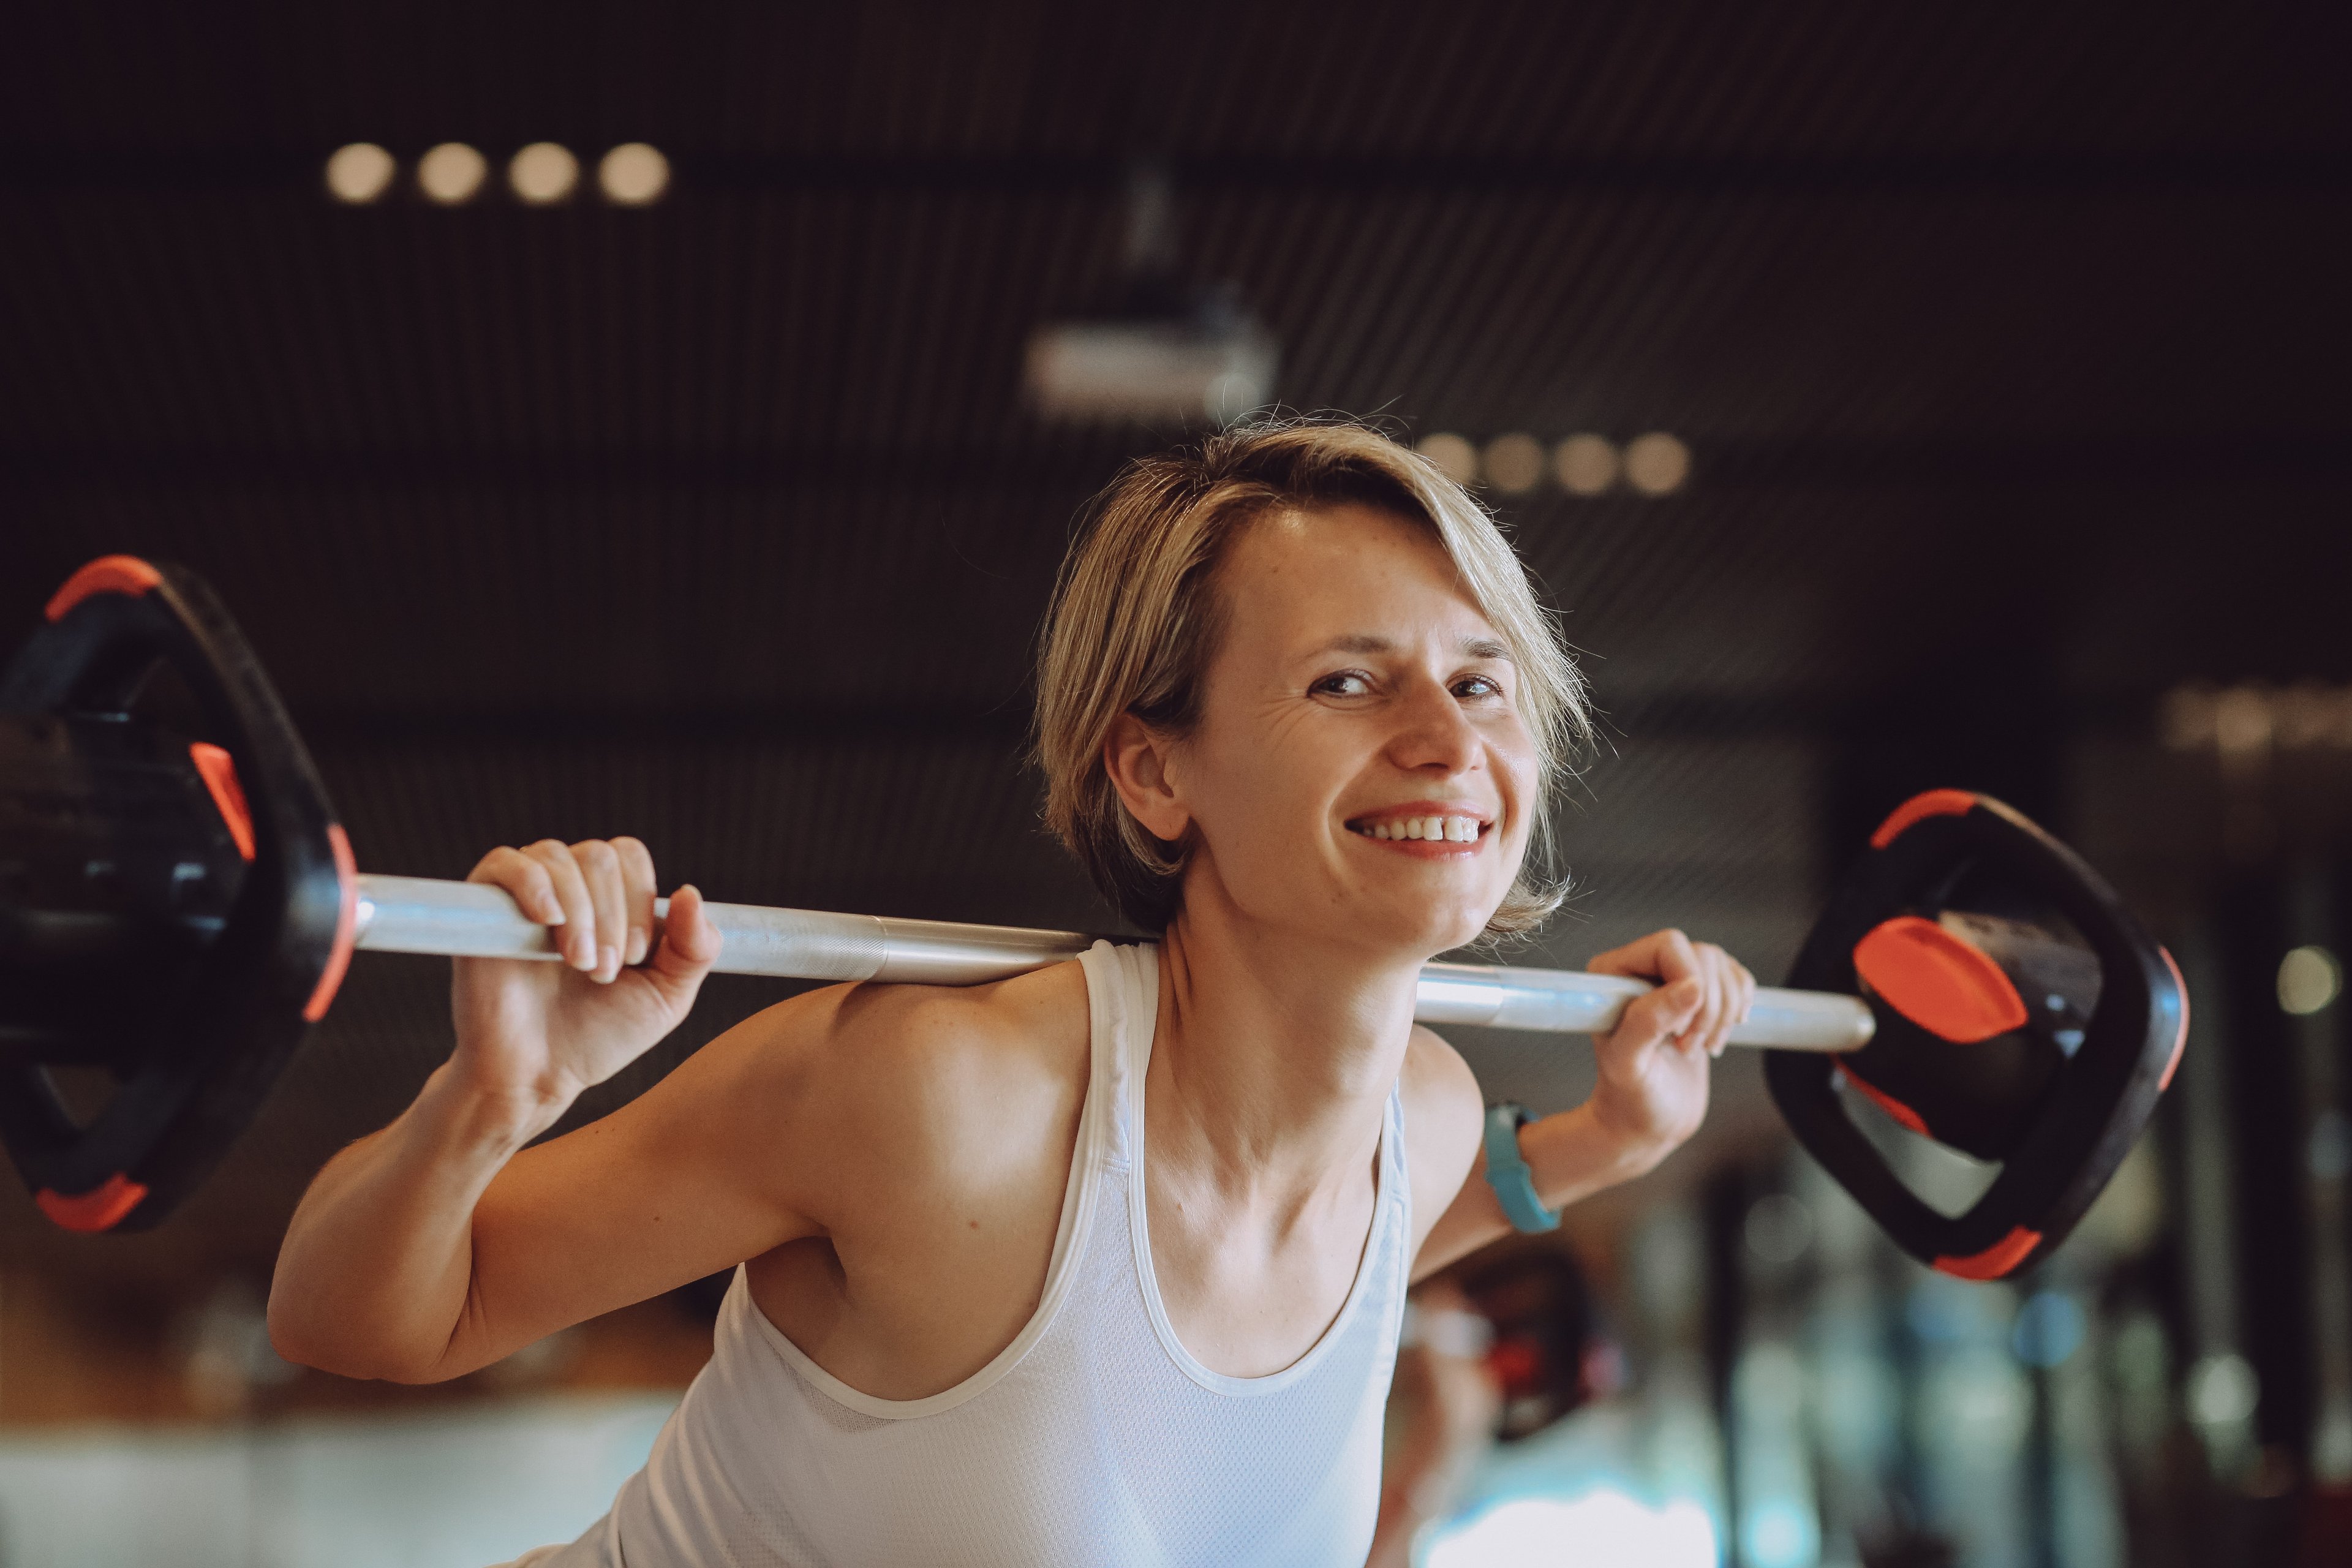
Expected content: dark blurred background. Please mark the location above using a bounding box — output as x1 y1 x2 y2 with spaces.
1 4 2350 1564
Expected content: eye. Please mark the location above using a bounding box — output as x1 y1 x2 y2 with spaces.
1311 670 1374 698
1453 673 1506 701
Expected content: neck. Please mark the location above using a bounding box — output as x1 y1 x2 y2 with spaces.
1144 875 1422 1210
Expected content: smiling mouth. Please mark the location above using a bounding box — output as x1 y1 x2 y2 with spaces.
1347 812 1490 845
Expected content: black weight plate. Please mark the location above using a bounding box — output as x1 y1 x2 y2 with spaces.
0 557 356 1232
1765 791 2187 1281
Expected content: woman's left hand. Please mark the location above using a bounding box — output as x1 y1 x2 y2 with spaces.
1583 930 1755 1165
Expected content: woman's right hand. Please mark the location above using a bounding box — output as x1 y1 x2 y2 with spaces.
451 836 722 1139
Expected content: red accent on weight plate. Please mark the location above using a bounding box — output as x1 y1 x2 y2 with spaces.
1869 788 1979 850
43 556 163 622
35 1172 149 1233
1836 1066 1931 1138
303 824 360 1022
1485 1338 1544 1397
188 742 256 862
1934 1225 2042 1280
1854 916 2029 1043
2157 946 2190 1093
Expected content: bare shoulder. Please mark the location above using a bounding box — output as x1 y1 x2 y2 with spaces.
720 959 1094 1228
1398 1026 1485 1226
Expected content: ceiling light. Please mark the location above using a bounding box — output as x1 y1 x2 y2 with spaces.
418 142 488 205
2158 683 2219 750
2214 687 2272 756
2280 946 2343 1016
1482 434 1545 494
1024 167 1275 426
1554 433 1619 496
598 143 669 205
508 142 579 204
324 143 396 204
1624 432 1691 496
1415 434 1477 487
2275 682 2352 748
1025 316 1274 425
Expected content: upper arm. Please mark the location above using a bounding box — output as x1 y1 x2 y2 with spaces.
445 967 1087 1379
447 988 845 1374
1398 1027 1493 1278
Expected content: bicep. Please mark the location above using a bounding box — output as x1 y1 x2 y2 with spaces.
1411 1148 1513 1282
447 998 831 1374
1400 1030 1508 1282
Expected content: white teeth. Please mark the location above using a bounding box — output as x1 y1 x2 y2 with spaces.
1357 815 1483 842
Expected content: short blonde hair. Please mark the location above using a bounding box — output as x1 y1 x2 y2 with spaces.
1035 418 1588 937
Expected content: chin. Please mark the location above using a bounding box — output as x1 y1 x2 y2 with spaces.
1225 856 1504 958
1423 914 1496 957
1351 895 1496 961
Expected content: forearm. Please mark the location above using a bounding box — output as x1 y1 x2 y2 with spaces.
1525 1099 1665 1205
1412 933 1732 1281
1413 1101 1654 1280
268 1063 547 1382
1368 1340 1499 1566
1365 1476 1436 1568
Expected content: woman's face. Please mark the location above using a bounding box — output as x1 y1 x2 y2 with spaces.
1153 503 1540 960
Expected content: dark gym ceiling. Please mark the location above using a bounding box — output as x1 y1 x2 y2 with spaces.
2 2 2349 1278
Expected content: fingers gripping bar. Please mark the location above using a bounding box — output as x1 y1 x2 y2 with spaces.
352 873 1877 1052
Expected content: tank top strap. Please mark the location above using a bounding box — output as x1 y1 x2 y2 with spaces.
1076 939 1159 1174
1381 1074 1409 1237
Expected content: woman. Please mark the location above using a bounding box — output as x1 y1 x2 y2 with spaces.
269 419 1754 1566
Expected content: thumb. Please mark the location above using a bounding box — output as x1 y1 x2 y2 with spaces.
645 884 723 995
1604 977 1704 1061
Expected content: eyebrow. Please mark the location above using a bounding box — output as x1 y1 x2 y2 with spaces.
1313 633 1515 662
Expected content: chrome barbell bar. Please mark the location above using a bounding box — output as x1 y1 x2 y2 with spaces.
354 875 1875 1052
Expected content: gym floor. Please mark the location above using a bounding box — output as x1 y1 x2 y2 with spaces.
1 4 2350 1566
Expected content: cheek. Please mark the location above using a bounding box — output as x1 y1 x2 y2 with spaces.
1489 723 1540 806
1191 710 1353 846
1491 737 1544 856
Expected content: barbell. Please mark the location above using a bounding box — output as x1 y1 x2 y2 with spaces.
0 557 2188 1282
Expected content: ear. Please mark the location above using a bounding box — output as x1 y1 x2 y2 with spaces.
1102 712 1193 845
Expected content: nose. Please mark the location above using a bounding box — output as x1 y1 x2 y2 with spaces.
1387 674 1482 777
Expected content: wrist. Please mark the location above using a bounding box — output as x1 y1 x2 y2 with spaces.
414 1060 567 1158
1561 1096 1673 1180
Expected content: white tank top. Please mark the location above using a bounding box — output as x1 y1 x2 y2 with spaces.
502 940 1411 1568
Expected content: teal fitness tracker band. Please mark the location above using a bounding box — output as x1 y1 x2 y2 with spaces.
1482 1102 1560 1234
